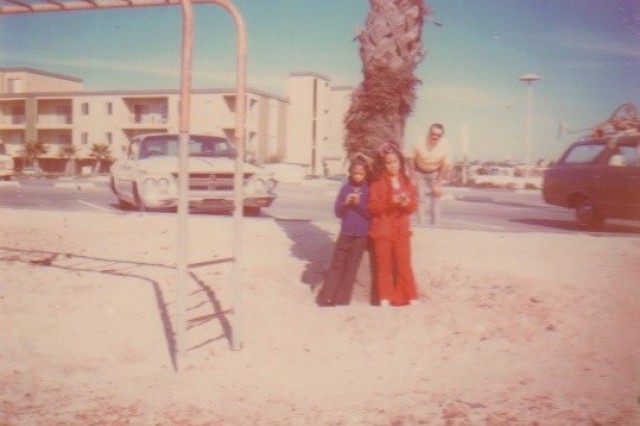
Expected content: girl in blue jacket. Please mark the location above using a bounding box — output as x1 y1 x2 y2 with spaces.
316 158 371 306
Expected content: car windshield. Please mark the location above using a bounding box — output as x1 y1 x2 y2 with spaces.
562 143 605 164
138 136 235 159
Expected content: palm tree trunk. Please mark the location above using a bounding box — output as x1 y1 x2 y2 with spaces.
33 158 41 176
344 0 431 163
93 159 102 175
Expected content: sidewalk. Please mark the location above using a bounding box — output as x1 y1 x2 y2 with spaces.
1 208 639 424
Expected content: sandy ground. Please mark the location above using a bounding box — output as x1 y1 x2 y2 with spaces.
1 207 639 425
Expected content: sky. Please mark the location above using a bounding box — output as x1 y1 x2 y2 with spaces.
1 0 639 162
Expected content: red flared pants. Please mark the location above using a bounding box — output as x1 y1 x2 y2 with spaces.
372 236 417 305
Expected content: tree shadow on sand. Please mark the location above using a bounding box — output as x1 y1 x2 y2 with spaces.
0 246 233 371
274 219 376 304
274 219 333 291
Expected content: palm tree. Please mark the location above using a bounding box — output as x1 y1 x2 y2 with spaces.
344 0 432 168
89 143 112 175
21 140 48 175
58 144 78 176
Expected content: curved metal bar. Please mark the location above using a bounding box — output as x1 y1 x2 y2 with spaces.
175 0 194 365
0 0 230 14
0 0 248 355
206 0 247 352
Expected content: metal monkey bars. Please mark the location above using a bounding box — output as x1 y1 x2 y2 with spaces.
1 0 248 367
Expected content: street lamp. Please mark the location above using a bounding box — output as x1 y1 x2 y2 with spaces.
519 73 540 165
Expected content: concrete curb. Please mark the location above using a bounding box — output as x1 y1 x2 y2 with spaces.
54 182 97 190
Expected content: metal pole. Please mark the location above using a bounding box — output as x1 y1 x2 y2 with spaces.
209 0 247 351
461 122 469 185
524 83 533 164
519 74 540 165
176 0 194 366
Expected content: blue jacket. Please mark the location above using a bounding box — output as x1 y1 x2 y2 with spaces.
334 181 371 237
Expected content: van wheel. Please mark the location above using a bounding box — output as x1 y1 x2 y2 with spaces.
575 196 603 230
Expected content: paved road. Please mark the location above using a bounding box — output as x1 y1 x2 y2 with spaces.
1 176 639 235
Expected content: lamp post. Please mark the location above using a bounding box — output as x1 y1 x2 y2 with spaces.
519 73 540 165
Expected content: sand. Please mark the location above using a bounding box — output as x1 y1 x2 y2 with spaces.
1 208 639 425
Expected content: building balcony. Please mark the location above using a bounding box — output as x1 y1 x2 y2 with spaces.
0 115 26 127
121 114 169 128
37 115 73 128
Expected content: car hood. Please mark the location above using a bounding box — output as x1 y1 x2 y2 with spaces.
134 156 262 174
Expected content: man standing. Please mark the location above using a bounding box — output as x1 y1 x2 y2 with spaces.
408 123 451 226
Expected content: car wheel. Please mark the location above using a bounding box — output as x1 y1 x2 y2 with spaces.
117 198 133 210
243 206 261 216
575 196 604 230
109 177 117 195
133 185 147 212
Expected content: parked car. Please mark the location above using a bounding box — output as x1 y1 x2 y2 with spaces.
0 143 14 180
542 130 640 229
109 133 277 214
470 165 543 189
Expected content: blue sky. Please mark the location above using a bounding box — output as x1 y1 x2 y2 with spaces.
1 0 639 162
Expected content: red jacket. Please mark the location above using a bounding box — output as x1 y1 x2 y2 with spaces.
367 172 418 240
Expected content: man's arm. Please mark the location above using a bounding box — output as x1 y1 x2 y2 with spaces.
438 142 452 182
407 157 417 181
405 144 417 181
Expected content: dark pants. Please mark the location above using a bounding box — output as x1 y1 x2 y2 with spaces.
317 235 368 306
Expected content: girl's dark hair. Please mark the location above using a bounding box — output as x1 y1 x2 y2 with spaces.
349 157 368 173
348 153 373 179
374 141 407 178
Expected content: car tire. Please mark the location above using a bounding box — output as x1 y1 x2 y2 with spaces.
133 185 147 212
575 196 604 230
109 177 117 195
117 198 133 210
243 206 261 216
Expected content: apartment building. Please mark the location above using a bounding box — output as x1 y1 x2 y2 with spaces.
0 67 353 174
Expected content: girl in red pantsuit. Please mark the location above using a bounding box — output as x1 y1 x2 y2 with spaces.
368 143 419 307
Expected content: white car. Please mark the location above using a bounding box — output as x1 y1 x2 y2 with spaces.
0 143 14 180
109 133 277 214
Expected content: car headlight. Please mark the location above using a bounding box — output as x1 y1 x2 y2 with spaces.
247 178 266 194
141 176 176 197
245 175 277 195
265 179 277 191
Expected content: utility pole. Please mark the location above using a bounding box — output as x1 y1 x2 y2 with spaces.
519 73 540 165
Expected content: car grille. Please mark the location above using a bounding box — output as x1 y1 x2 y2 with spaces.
173 172 254 191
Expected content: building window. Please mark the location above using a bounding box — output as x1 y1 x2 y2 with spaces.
56 105 72 124
105 132 113 145
81 132 89 145
81 103 89 115
106 102 113 115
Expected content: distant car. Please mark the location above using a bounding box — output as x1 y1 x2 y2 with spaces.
109 133 277 214
542 130 640 230
470 166 543 189
0 143 14 181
